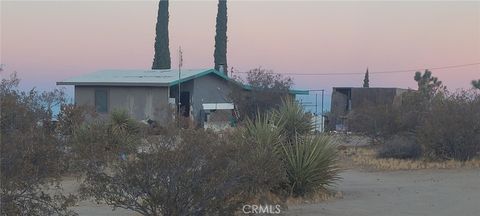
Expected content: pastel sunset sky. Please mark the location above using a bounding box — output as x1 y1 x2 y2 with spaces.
1 0 479 106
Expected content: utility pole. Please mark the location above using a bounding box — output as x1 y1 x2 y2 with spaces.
321 90 324 132
177 46 183 126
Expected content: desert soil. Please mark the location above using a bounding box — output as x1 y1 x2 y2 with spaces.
287 168 480 216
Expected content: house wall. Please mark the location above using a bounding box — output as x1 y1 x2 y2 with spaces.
191 74 232 122
75 86 170 122
168 74 232 124
351 88 399 108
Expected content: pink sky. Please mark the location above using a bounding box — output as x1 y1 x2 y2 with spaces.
1 1 479 94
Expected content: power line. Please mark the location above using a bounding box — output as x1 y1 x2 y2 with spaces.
233 62 480 76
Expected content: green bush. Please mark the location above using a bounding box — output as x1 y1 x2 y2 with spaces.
282 135 340 196
377 134 422 159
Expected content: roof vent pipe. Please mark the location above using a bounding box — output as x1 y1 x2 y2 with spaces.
218 64 226 75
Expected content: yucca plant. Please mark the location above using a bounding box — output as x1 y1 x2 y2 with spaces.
271 97 314 143
109 109 139 136
235 115 287 194
282 135 340 196
243 114 283 155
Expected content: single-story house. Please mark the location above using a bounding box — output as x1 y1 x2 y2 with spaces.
57 68 308 128
328 87 409 131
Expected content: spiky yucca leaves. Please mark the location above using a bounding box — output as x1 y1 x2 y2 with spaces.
109 109 139 135
244 114 283 154
282 135 340 196
239 114 287 193
272 97 314 143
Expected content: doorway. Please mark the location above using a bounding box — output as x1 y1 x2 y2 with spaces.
180 91 190 117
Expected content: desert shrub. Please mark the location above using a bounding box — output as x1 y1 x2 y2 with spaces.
56 104 96 136
282 135 340 196
232 118 287 195
78 124 286 215
418 90 480 161
246 98 340 197
377 134 422 159
70 111 142 172
271 97 314 143
347 102 399 138
1 73 76 215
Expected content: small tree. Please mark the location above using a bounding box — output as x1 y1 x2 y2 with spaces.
363 68 369 88
229 68 293 120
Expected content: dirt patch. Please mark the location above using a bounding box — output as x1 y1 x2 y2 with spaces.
287 169 480 216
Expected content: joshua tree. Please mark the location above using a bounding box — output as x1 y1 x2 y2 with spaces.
214 0 228 74
152 0 171 69
414 69 444 98
363 68 369 88
472 79 480 89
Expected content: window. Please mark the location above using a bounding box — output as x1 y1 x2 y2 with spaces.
95 89 108 113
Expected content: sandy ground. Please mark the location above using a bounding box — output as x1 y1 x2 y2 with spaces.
287 169 480 216
61 178 137 216
62 168 480 216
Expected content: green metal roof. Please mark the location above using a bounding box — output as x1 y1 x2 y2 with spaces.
57 68 222 87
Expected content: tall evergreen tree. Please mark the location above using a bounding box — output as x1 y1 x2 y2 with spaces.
363 68 369 88
152 0 171 70
472 79 480 89
214 0 228 74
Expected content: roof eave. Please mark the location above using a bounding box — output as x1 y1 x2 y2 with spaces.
168 69 229 86
56 81 169 87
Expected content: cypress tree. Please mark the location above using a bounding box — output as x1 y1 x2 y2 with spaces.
152 0 171 70
363 68 369 88
214 0 228 74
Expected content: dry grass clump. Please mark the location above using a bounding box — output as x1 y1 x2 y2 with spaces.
341 147 480 171
285 190 343 205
